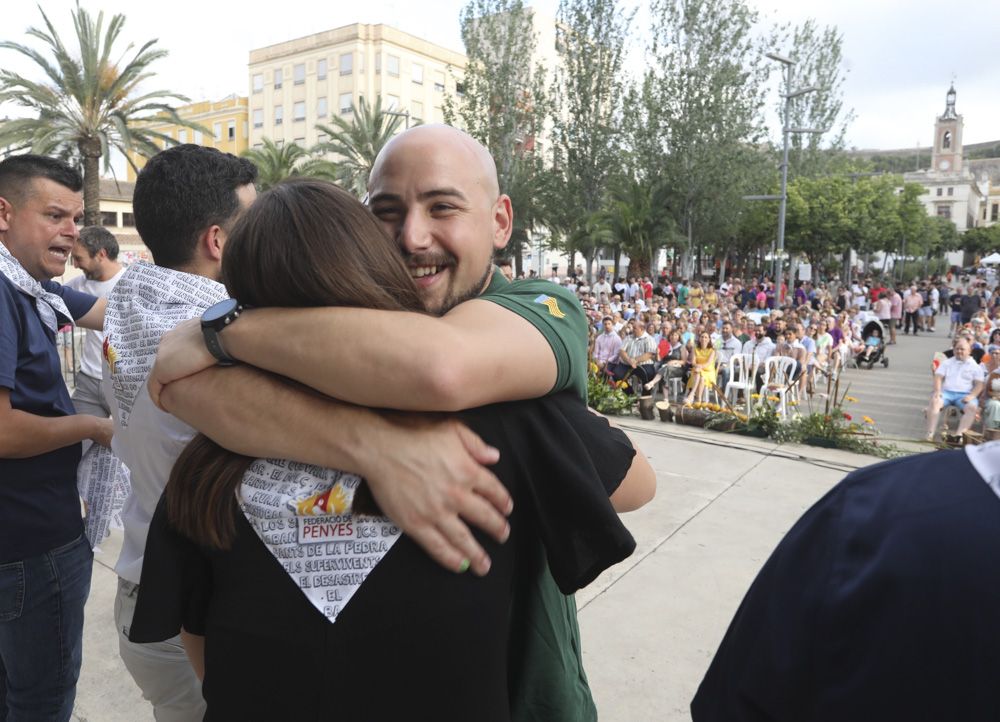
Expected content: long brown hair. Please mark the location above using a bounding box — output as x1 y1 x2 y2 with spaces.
166 179 424 548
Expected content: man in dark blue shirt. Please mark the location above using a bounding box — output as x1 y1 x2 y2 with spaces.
0 155 110 720
692 445 1000 722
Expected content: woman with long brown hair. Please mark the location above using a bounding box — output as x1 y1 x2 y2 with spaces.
129 179 649 721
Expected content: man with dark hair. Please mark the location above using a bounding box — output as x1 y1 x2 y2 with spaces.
0 154 111 719
67 226 124 421
496 255 514 282
103 145 257 720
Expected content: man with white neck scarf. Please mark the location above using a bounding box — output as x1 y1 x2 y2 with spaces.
0 155 111 721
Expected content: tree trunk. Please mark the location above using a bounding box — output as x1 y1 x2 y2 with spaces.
719 249 729 284
628 253 651 279
613 247 622 280
81 151 101 228
581 250 593 283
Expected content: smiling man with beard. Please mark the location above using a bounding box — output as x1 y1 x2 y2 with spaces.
148 124 655 720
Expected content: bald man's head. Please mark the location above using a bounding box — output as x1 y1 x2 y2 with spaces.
370 124 500 200
366 124 513 315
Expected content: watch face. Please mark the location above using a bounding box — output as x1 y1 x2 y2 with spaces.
203 298 239 325
939 160 951 170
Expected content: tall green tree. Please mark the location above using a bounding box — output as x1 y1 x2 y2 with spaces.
445 0 551 273
548 0 633 281
315 96 407 197
637 0 775 278
0 3 201 225
781 19 854 178
240 138 338 191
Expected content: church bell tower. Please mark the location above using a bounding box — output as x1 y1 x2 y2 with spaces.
931 84 963 173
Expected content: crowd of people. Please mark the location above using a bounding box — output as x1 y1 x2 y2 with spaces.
7 120 1000 721
516 268 998 412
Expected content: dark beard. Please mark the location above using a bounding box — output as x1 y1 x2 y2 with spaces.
436 261 494 316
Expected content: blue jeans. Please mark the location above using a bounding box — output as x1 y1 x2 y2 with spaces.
0 535 93 722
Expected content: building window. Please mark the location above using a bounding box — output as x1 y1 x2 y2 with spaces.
387 55 400 77
100 211 117 227
942 130 951 149
339 93 353 115
229 120 237 140
275 106 283 125
936 204 951 219
412 63 423 84
947 187 954 196
213 122 222 141
411 100 423 123
194 130 203 145
253 74 263 93
386 94 399 110
317 59 327 80
122 213 135 227
253 109 263 128
294 137 306 146
293 101 306 122
317 97 328 118
993 203 999 222
936 187 943 196
274 68 283 89
456 81 466 97
340 53 353 75
178 130 187 144
375 55 381 74
294 63 305 85
433 71 445 92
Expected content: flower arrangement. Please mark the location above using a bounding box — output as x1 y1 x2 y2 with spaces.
586 363 633 415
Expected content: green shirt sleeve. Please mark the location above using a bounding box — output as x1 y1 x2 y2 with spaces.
479 274 589 401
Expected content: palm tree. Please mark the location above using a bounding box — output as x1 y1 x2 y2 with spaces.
240 138 338 191
315 96 407 197
0 3 205 226
607 177 678 279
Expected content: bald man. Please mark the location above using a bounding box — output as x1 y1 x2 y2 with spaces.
149 125 654 719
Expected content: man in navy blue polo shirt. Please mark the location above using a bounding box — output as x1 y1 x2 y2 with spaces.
0 155 112 721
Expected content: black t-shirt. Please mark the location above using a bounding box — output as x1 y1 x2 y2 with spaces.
950 293 964 313
961 294 983 322
130 393 636 721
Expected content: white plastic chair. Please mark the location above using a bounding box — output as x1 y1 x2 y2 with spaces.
761 356 799 418
723 353 755 416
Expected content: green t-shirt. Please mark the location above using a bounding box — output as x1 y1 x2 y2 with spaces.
480 270 589 401
479 268 597 721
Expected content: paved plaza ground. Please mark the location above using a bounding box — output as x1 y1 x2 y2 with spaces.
73 422 919 721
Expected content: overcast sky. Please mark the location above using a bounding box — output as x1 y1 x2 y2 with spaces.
3 0 998 153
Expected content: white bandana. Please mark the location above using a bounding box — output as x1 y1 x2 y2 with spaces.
103 262 226 427
77 443 131 550
239 461 400 624
0 242 71 332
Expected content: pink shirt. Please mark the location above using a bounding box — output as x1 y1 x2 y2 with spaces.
890 293 903 319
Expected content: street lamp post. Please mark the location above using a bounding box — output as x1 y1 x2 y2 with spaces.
383 109 411 129
761 52 822 300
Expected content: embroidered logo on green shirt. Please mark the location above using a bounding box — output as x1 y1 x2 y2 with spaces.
533 294 566 319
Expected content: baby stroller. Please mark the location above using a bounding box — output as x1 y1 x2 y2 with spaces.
857 319 889 369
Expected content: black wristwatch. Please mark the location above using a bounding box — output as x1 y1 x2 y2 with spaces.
201 299 243 366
